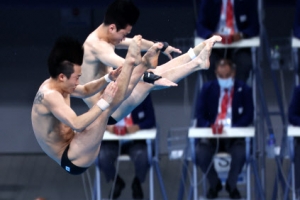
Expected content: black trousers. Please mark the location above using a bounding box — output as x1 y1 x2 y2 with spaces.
95 140 150 183
294 138 300 190
195 138 246 189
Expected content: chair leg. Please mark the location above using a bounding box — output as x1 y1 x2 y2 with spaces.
193 162 198 200
284 166 292 200
246 163 251 200
153 160 168 200
149 165 154 200
95 165 101 200
177 159 189 200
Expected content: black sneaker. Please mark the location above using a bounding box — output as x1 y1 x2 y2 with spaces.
225 182 242 199
206 179 222 199
108 175 125 199
132 177 144 199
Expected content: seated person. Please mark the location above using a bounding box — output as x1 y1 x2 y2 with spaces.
290 3 300 192
194 59 254 199
196 0 259 82
288 85 300 195
95 94 156 199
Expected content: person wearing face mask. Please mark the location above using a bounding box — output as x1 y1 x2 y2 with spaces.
194 58 254 199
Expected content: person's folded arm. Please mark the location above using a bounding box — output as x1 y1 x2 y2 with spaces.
44 91 104 132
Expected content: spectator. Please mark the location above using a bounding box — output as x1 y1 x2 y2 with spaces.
194 59 254 199
288 85 300 196
196 0 259 82
95 94 156 199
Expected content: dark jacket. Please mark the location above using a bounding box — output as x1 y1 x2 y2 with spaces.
195 79 254 127
289 85 300 125
131 95 156 129
196 0 259 39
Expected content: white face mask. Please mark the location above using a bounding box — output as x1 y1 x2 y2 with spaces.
217 77 234 89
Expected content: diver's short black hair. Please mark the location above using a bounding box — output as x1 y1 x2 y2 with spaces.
104 0 140 31
48 36 84 79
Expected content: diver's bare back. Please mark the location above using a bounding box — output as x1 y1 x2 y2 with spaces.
31 79 74 164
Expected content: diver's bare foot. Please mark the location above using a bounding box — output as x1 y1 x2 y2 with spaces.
194 35 222 69
193 41 206 56
142 42 163 69
193 35 222 56
126 35 142 66
204 35 222 47
153 77 177 90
